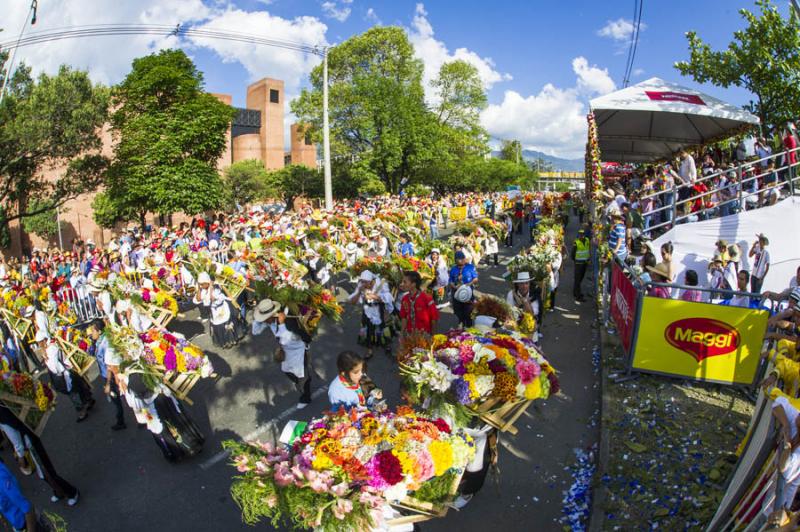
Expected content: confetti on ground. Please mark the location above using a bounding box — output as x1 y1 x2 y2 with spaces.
560 446 596 531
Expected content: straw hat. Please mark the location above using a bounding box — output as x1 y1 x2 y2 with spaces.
513 271 532 284
345 242 359 254
34 329 48 343
727 245 740 262
142 279 155 290
359 270 375 283
253 299 281 322
647 263 671 280
198 272 211 284
474 315 497 332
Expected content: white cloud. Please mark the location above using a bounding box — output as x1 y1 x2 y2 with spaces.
365 8 381 25
189 8 327 95
572 56 616 95
481 57 616 159
3 0 212 86
633 68 645 77
597 18 647 42
321 1 351 22
408 3 511 102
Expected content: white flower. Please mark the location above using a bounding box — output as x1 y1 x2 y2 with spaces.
414 360 454 392
474 375 495 397
472 345 496 364
382 481 408 502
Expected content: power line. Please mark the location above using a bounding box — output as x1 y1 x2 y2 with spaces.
621 0 638 88
623 0 644 88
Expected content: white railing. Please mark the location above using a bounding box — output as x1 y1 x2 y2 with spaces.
639 146 800 237
56 286 103 324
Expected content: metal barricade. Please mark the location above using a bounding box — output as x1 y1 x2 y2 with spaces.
56 286 103 325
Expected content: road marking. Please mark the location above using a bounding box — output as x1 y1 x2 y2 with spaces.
199 385 328 470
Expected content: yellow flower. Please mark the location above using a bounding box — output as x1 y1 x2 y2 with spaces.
392 450 416 476
428 440 453 476
431 335 448 349
524 379 542 400
176 353 187 373
312 453 333 470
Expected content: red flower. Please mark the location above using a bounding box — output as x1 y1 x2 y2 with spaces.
547 372 560 395
374 451 403 485
432 418 451 434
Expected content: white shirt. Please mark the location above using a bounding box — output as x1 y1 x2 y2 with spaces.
44 342 71 375
210 292 231 326
680 155 697 184
269 322 307 377
753 245 770 279
352 280 394 325
33 310 51 339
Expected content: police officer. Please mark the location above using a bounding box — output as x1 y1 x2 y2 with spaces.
572 227 590 301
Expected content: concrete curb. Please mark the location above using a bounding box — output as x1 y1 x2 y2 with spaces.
588 326 618 532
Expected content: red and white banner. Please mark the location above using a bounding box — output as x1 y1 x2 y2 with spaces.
645 91 706 106
610 261 638 354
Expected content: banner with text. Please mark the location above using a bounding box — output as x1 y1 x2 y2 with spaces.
631 297 768 385
610 261 638 354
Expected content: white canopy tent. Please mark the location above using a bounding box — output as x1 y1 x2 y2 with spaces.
589 77 760 162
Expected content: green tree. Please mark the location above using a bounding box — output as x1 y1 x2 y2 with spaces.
21 199 62 239
0 54 109 228
265 164 324 209
106 49 235 227
292 27 433 194
223 159 269 209
674 0 800 131
499 140 524 164
91 191 134 229
431 60 488 138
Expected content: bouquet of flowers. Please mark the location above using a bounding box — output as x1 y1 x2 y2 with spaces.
476 218 505 241
350 257 397 285
139 329 214 379
400 329 559 425
391 255 434 283
0 370 56 413
224 406 475 531
253 281 343 335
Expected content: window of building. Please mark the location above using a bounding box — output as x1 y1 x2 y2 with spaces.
269 89 280 104
304 132 313 146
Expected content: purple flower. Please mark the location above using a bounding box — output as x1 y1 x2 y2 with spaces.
488 358 508 374
164 346 177 371
451 378 473 404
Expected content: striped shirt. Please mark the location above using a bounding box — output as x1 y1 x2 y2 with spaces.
607 223 627 257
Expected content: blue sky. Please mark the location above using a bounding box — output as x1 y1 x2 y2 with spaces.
4 0 782 157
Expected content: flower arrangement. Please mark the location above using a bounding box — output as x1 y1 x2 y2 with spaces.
0 370 56 414
400 329 559 423
253 281 343 335
139 329 214 378
350 257 397 285
472 295 516 328
224 406 474 531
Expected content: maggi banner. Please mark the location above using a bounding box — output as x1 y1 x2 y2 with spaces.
631 297 768 385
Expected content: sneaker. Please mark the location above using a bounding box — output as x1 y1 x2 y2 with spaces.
67 491 79 507
50 495 61 503
452 494 473 509
296 402 309 410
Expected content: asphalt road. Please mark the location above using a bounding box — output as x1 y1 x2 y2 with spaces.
6 215 599 532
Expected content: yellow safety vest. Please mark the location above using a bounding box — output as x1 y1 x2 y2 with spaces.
575 239 590 262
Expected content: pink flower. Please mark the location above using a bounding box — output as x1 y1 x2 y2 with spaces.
273 463 294 487
255 458 271 474
331 482 348 497
264 494 278 508
142 289 151 302
516 359 540 385
332 498 354 520
234 455 250 473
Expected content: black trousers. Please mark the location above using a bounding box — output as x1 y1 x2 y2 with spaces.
574 261 588 298
284 349 312 404
66 372 93 411
453 300 474 328
109 378 125 425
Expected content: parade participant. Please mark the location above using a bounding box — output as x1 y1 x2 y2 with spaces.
252 299 313 408
506 272 541 341
426 248 450 307
348 271 394 359
449 251 478 328
680 270 703 302
87 320 126 431
209 287 239 348
327 350 382 411
123 373 205 462
482 234 499 266
504 214 514 247
397 233 414 258
344 242 364 270
0 460 38 530
193 272 213 323
399 271 439 336
571 228 590 301
749 233 771 294
546 245 563 312
368 230 389 258
0 404 80 508
37 329 94 422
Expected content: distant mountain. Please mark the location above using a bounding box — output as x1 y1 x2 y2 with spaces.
491 149 584 172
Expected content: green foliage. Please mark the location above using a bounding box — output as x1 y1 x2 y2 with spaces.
674 0 800 131
91 191 133 229
499 139 524 163
20 199 61 238
0 207 10 249
0 56 109 223
404 183 432 197
223 159 270 209
107 49 235 225
265 164 324 208
410 471 459 504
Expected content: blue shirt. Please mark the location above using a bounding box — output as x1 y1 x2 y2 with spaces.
449 263 478 285
399 242 414 257
0 462 30 530
94 335 110 379
608 223 627 257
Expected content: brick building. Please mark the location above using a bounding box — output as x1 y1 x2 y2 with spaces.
5 77 317 258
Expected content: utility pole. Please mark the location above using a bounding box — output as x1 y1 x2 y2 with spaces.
0 1 38 104
322 48 333 210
